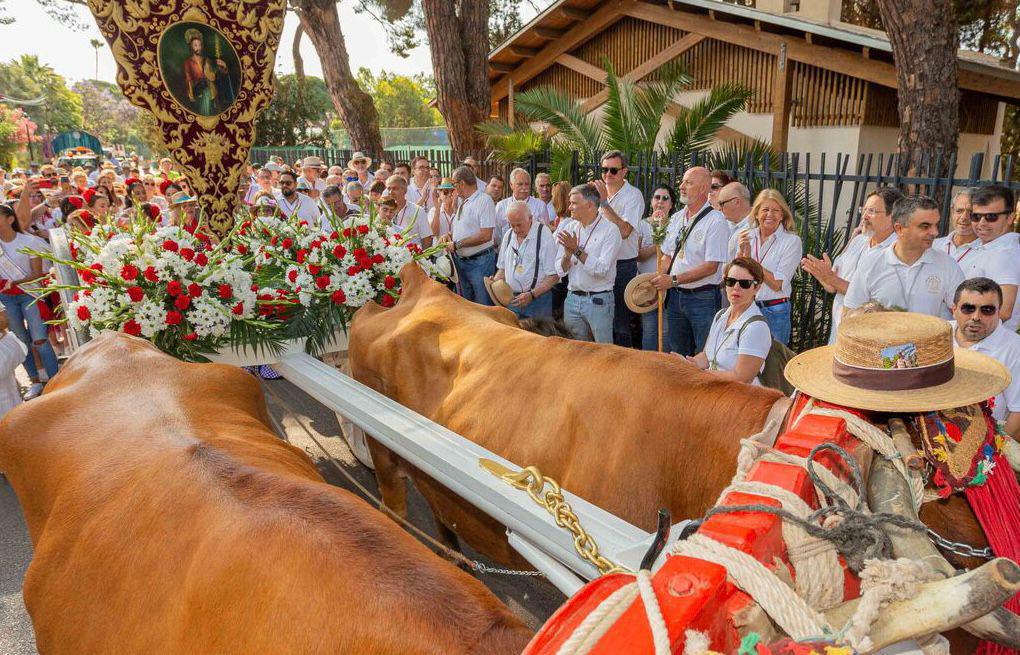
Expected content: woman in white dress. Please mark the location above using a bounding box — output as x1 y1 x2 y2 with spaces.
683 256 772 385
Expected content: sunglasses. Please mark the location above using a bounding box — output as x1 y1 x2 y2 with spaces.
652 194 671 201
439 189 453 194
723 277 758 289
971 211 1007 223
959 303 998 316
710 183 723 190
601 166 621 175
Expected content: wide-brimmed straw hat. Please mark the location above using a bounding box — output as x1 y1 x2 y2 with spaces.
784 312 1010 412
169 191 198 207
432 253 458 284
301 156 325 169
624 272 659 314
437 178 455 191
483 276 514 308
347 151 372 168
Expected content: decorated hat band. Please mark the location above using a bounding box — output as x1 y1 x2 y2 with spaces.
832 354 955 391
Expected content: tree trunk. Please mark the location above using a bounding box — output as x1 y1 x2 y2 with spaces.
421 0 491 156
292 23 305 106
874 0 960 176
295 0 383 155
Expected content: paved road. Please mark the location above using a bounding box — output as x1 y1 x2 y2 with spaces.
0 375 564 653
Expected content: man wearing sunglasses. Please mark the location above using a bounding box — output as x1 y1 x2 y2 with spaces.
441 166 497 305
951 278 1020 438
596 150 644 348
966 185 1019 332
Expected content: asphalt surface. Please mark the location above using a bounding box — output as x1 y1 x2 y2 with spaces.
0 372 564 654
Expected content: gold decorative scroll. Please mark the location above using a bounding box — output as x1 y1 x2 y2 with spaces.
87 0 287 236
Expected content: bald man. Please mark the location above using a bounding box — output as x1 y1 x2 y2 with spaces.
717 182 753 260
650 167 730 355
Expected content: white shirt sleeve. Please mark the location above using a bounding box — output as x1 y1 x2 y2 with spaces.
539 226 559 277
981 249 1020 286
478 195 497 229
842 262 872 310
413 207 433 240
773 234 803 284
737 319 772 359
581 226 622 278
0 331 27 377
942 260 966 317
496 231 512 273
703 218 731 264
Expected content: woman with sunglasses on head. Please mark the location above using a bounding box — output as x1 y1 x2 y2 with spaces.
682 256 771 385
637 185 678 350
731 189 802 345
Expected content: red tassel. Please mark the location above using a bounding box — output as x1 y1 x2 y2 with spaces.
967 452 1020 655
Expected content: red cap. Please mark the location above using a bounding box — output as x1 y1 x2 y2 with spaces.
124 177 141 187
66 196 84 210
82 188 97 205
159 178 174 196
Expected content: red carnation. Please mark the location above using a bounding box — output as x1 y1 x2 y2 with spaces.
195 253 208 267
127 286 144 302
371 254 384 265
357 225 369 235
79 269 96 284
187 283 203 298
315 275 330 290
76 305 91 320
183 332 198 341
308 264 321 275
162 239 179 253
384 275 397 290
330 231 340 240
122 319 142 336
143 266 159 282
353 248 367 259
332 245 347 258
342 228 353 238
179 248 195 262
281 238 294 250
380 294 395 308
167 280 183 296
347 265 361 276
231 301 244 315
218 284 233 299
296 249 309 264
236 244 248 255
287 269 298 283
174 295 192 311
120 264 139 281
165 310 182 325
330 289 346 304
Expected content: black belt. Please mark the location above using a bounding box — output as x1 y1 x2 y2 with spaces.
757 298 790 307
616 257 637 264
676 284 717 294
570 289 613 296
456 247 494 261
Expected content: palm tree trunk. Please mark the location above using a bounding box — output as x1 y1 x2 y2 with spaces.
295 0 383 155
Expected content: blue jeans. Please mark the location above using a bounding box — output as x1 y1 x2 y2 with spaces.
612 258 637 348
1 292 59 381
666 286 721 356
454 249 496 306
509 292 553 319
758 300 791 345
564 291 614 343
641 308 665 351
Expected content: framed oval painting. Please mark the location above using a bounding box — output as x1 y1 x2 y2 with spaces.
158 22 242 117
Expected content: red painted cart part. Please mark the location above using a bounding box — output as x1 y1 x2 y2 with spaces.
525 395 867 654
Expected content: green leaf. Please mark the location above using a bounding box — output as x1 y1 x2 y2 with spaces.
664 83 753 155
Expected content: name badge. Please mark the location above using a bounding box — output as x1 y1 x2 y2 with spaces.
515 265 525 274
678 248 685 260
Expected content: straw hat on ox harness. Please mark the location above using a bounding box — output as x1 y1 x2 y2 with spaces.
785 312 1009 413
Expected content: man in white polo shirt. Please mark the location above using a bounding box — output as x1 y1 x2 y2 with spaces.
442 165 496 305
493 201 559 319
274 170 321 227
597 150 645 348
494 168 547 252
717 182 752 261
405 155 433 211
385 175 433 249
967 185 1019 331
951 277 1020 438
650 166 729 355
844 195 963 318
535 172 555 225
556 184 622 343
932 187 980 274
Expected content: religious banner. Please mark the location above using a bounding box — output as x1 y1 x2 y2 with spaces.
87 1 288 236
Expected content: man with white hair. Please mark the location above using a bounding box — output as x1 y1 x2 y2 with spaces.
493 201 559 318
495 168 546 252
535 172 555 225
385 175 433 249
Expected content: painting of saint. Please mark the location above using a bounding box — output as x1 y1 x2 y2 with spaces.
159 22 241 117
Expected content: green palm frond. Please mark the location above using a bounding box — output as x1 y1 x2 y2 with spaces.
476 120 548 163
549 142 576 184
628 61 693 151
514 85 607 159
602 59 640 154
664 83 753 155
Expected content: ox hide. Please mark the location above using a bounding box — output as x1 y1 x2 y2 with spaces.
349 263 785 566
0 332 531 655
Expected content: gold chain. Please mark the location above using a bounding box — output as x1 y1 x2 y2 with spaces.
481 459 632 576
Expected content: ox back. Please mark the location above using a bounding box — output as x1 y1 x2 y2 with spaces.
0 332 531 655
349 264 784 566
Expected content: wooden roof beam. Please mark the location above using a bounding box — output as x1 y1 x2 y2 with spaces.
555 54 608 82
491 62 516 73
534 26 566 40
559 6 588 21
510 45 541 57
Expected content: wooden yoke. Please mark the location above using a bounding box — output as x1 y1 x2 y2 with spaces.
525 393 867 654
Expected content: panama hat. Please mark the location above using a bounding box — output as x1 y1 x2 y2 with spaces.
169 191 198 207
483 276 514 308
301 156 325 169
624 273 660 314
432 252 458 284
347 151 373 169
784 312 1010 413
437 177 455 190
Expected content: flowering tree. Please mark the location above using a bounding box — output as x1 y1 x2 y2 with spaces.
0 105 40 167
71 79 143 148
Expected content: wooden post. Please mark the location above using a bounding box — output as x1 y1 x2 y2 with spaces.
507 78 515 128
771 43 793 154
656 244 664 352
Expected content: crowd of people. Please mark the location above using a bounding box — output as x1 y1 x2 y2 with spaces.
1 150 1019 438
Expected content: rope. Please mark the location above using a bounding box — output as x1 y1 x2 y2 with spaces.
842 557 941 652
554 570 670 655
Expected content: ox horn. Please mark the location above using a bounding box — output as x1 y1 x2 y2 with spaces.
866 418 1020 649
1000 435 1020 474
822 557 1020 653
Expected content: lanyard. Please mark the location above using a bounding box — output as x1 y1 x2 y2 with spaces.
893 261 926 311
278 195 299 216
577 217 604 253
395 203 419 230
946 239 975 263
754 230 778 263
708 317 737 370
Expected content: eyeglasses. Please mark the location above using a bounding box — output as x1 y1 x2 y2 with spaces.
710 183 723 190
971 211 1008 223
723 277 758 289
279 181 294 187
959 303 998 316
652 194 671 201
718 197 739 207
859 207 885 217
439 189 452 195
601 166 621 175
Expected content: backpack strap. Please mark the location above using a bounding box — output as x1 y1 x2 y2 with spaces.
737 315 769 346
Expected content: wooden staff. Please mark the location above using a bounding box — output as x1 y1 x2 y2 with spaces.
656 244 664 353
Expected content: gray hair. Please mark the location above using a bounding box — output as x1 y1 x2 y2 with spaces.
891 195 939 227
452 165 477 186
727 181 751 202
509 167 531 184
570 184 601 207
600 149 628 168
506 199 533 220
345 181 363 195
952 187 975 205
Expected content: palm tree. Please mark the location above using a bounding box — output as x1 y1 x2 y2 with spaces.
90 39 103 80
476 59 753 179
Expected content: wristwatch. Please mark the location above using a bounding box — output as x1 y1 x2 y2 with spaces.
671 275 680 288
573 247 585 259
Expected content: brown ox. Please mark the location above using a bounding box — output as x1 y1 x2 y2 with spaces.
0 332 531 655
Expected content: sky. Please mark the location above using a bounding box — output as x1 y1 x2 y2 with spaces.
0 1 441 87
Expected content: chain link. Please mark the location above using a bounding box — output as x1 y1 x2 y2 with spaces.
471 561 546 577
492 463 632 576
927 528 994 560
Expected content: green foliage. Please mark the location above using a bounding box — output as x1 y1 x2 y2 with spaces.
254 74 336 147
0 55 83 132
355 68 442 128
0 105 36 167
665 84 754 156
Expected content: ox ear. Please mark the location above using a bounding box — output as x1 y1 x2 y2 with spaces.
398 261 432 300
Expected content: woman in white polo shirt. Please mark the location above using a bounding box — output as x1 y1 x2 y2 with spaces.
684 257 772 385
731 189 802 345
